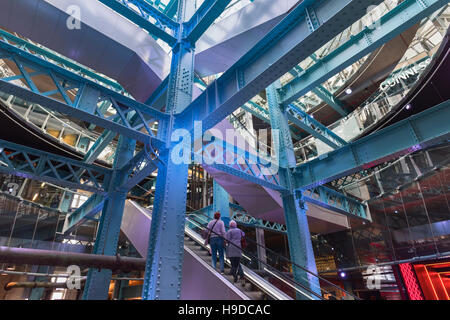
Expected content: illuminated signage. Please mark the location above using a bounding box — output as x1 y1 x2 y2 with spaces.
380 58 431 91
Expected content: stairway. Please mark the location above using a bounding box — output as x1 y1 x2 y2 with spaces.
183 233 268 300
120 200 294 300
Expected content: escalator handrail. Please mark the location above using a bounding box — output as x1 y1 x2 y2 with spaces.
186 214 325 300
188 209 360 300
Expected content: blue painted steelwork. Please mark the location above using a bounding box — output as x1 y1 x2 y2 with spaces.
4 0 444 301
98 0 178 46
199 137 286 192
312 85 348 117
303 185 368 220
83 136 137 300
184 0 232 44
142 0 196 300
119 146 160 190
83 131 117 164
239 101 303 139
213 180 229 218
229 203 288 233
278 0 447 106
63 194 106 235
289 65 348 117
176 0 384 134
0 29 125 93
0 139 111 194
0 37 168 149
266 81 321 298
286 103 347 149
293 99 450 190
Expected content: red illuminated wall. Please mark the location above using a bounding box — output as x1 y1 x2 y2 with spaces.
399 260 450 300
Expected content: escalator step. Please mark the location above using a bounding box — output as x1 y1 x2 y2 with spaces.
245 291 264 300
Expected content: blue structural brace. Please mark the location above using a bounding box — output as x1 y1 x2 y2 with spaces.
176 0 385 134
213 180 230 219
184 0 232 44
286 103 347 149
98 0 179 46
278 0 448 106
83 136 137 300
293 99 450 190
141 0 197 300
266 81 321 298
0 139 111 194
0 33 168 149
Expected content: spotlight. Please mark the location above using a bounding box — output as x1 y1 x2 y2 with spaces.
345 88 352 95
394 210 399 214
339 271 346 278
405 104 412 110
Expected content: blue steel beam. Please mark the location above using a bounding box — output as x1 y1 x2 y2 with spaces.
303 185 368 220
118 147 160 190
62 194 106 235
98 0 178 46
312 85 348 117
65 145 160 234
198 137 286 191
83 136 136 300
184 0 232 44
208 163 286 192
286 103 347 149
240 102 303 140
0 39 168 149
229 203 288 233
0 29 125 93
278 0 447 106
142 0 196 300
83 131 117 164
266 80 321 297
213 180 229 218
289 66 348 116
293 99 450 190
176 0 384 133
0 139 112 194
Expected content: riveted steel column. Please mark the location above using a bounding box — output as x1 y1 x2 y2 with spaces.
141 0 196 300
82 136 136 300
266 81 321 298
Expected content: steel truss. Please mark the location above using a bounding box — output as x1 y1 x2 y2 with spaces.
2 0 449 300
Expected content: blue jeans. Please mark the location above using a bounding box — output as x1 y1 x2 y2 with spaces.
210 237 224 272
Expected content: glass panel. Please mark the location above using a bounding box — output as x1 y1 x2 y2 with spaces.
382 192 416 260
419 167 450 254
400 182 437 257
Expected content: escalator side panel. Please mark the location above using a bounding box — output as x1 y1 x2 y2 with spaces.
121 200 248 300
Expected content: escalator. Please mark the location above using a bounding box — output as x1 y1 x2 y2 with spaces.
120 200 357 300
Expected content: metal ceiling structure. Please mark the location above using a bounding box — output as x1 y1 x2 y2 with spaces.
0 0 448 300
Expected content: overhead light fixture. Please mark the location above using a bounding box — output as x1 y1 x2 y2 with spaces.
32 193 39 201
339 271 346 278
405 104 412 110
345 88 352 95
